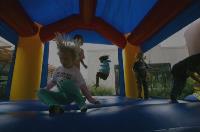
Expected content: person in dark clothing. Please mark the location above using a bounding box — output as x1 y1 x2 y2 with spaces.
170 53 200 103
133 52 149 99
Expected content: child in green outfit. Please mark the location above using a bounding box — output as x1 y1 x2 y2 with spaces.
37 33 99 115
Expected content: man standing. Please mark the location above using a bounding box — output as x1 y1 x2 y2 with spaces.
133 52 149 99
170 53 200 103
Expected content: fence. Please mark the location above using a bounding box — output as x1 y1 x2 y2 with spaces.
148 63 172 98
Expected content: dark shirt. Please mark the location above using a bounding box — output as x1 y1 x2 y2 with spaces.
133 59 148 73
172 53 200 78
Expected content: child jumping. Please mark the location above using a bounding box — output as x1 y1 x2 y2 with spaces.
37 33 99 115
96 55 111 88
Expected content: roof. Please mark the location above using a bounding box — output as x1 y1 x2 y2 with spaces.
0 0 200 51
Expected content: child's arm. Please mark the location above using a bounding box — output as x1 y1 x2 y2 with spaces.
133 62 136 71
46 80 56 90
80 59 87 69
80 49 87 69
46 67 59 90
76 68 100 104
80 84 100 104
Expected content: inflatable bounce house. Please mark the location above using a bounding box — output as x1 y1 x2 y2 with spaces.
1 0 200 131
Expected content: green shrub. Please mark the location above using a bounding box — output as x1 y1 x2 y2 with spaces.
148 64 172 98
89 85 115 96
149 74 195 99
148 63 195 99
178 78 194 99
0 80 7 100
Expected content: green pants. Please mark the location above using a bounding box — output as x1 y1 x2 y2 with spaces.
37 80 86 109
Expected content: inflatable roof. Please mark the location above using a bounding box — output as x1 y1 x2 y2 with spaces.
0 0 200 51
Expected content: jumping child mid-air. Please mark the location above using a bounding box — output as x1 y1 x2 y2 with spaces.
96 55 111 88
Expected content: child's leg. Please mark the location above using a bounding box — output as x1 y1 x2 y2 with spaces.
37 89 70 106
142 79 149 99
96 72 109 87
58 80 86 110
170 76 186 102
96 72 101 87
136 74 142 98
102 73 109 80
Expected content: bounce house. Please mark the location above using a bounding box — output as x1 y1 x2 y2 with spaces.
1 0 200 131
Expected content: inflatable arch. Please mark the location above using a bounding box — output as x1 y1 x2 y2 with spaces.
0 0 199 100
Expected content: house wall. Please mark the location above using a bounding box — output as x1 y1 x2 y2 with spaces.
184 18 200 56
48 41 189 88
48 42 118 88
145 45 189 67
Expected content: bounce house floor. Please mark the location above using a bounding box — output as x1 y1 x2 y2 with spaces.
0 96 200 132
